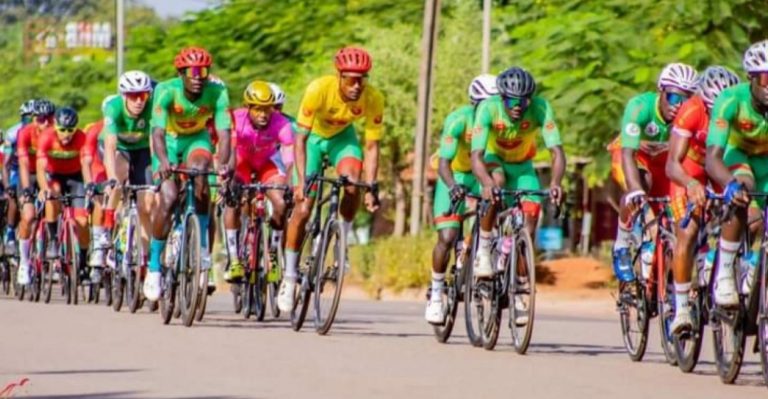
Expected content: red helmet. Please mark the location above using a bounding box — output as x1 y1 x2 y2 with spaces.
334 47 372 74
174 47 213 69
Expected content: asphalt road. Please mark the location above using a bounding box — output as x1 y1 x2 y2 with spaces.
1 292 767 398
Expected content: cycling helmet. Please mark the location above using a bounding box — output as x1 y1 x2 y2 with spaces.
698 66 740 109
657 63 698 92
496 67 536 98
174 47 212 69
118 70 153 93
334 47 372 74
743 40 768 73
243 80 275 106
468 74 498 103
19 99 36 116
33 99 55 117
268 83 286 105
54 107 78 129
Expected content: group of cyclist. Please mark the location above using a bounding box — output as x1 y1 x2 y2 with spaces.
0 45 383 316
607 39 768 338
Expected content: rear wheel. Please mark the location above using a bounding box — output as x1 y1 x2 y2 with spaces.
675 288 704 373
509 230 536 355
159 267 176 325
711 306 746 384
290 233 315 332
42 260 54 304
313 220 346 335
758 253 768 386
66 225 80 306
112 270 124 312
463 229 483 347
659 243 678 366
267 231 284 319
432 258 464 343
1 259 10 296
179 215 201 327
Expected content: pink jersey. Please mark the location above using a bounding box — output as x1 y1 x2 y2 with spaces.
231 108 294 170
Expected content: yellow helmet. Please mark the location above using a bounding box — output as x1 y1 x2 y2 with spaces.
243 80 275 106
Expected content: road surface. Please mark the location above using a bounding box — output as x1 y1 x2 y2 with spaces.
0 292 766 398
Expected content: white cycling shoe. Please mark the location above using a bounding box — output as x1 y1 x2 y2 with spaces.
425 299 446 324
17 262 30 285
670 306 693 334
143 271 162 301
714 277 739 307
277 280 296 313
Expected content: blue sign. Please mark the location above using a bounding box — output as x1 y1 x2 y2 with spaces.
537 227 563 251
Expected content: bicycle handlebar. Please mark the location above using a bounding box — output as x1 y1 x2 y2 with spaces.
679 191 725 229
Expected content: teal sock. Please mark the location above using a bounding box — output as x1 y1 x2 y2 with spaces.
198 214 210 250
149 239 166 272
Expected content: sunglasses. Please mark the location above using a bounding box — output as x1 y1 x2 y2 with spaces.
340 74 367 87
665 91 689 106
56 126 76 135
248 105 274 116
183 66 210 79
124 91 150 102
35 115 52 124
752 72 768 88
504 96 530 109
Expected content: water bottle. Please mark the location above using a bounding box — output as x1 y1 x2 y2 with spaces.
640 241 655 280
740 250 758 294
496 237 513 272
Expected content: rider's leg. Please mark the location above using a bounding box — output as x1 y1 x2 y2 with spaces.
66 177 90 278
476 156 505 277
186 145 213 256
612 157 653 282
223 166 246 282
17 196 35 284
429 173 463 315
714 172 752 306
45 180 63 257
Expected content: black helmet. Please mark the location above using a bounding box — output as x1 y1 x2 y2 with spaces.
54 107 79 129
19 99 36 116
496 67 536 98
33 99 55 117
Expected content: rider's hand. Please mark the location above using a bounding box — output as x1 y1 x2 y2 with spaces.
85 182 97 195
549 184 564 206
21 187 34 202
448 184 466 203
481 184 498 204
724 179 748 208
624 189 646 214
686 180 707 209
157 159 173 180
217 164 233 181
364 191 379 212
294 181 306 203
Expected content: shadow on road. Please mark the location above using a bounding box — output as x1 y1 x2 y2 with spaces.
27 369 143 376
25 393 250 399
531 342 646 357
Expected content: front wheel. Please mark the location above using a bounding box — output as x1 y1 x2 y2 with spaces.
313 220 346 335
159 267 176 325
432 261 464 344
618 279 650 362
179 215 201 327
290 233 315 332
509 230 536 355
674 288 704 373
658 245 678 366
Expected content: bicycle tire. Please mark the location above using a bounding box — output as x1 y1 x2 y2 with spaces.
290 233 315 332
463 227 484 348
658 243 678 366
126 214 143 313
112 269 124 312
758 252 768 386
254 222 270 322
179 213 201 327
1 259 10 296
313 219 346 335
509 229 536 355
159 267 176 324
711 306 746 384
102 268 113 307
40 223 54 304
432 258 465 344
675 287 704 373
268 231 284 319
65 223 79 306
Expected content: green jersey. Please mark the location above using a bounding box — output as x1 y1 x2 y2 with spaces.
707 83 768 155
471 95 561 164
102 94 152 150
151 77 231 136
438 105 475 173
619 92 670 154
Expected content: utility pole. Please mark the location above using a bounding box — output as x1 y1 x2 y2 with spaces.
481 0 491 73
410 0 440 236
116 0 125 78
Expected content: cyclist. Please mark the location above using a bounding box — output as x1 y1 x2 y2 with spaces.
470 67 565 324
268 82 296 177
95 71 154 274
36 107 92 281
610 63 698 284
144 47 232 301
667 66 740 332
16 99 55 285
2 99 36 253
706 40 768 306
278 46 384 312
425 74 496 324
222 81 294 282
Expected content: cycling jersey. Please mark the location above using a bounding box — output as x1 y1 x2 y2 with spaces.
672 95 709 165
438 105 474 173
151 77 231 136
296 75 384 141
37 128 86 176
3 122 23 170
471 95 562 164
17 123 45 168
102 94 152 150
84 120 107 183
231 108 294 172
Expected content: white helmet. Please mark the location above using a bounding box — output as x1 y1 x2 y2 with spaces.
657 63 698 92
698 66 740 109
268 83 286 105
118 70 153 93
468 74 498 103
743 40 768 73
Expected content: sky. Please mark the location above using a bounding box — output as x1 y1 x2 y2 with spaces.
140 0 215 18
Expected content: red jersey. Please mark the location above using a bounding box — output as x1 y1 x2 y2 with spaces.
37 128 86 175
84 120 106 182
17 123 45 167
672 95 709 165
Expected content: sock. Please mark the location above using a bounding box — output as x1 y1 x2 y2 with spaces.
674 282 691 311
225 229 238 261
5 226 14 239
19 239 30 265
431 272 445 299
46 222 57 241
285 249 299 282
613 220 632 251
716 239 740 280
149 239 166 273
479 230 492 252
197 214 210 250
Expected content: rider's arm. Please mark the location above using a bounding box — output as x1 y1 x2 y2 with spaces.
295 81 322 184
80 134 93 185
213 87 232 169
16 127 30 190
35 136 49 193
437 113 462 188
277 121 294 172
706 94 737 188
535 98 566 188
619 96 648 193
102 102 119 181
150 86 171 166
293 132 308 185
666 101 699 187
470 102 494 188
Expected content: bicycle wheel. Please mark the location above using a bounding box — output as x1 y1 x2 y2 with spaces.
65 224 80 306
159 266 176 324
432 259 465 344
658 242 678 366
255 223 270 322
711 305 746 384
313 219 346 335
102 267 112 306
248 224 266 321
179 214 201 327
675 287 704 373
463 230 483 347
41 258 54 304
267 231 284 319
1 259 10 296
290 233 316 332
759 252 768 386
232 283 243 314
125 216 143 314
111 267 124 312
509 229 537 355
